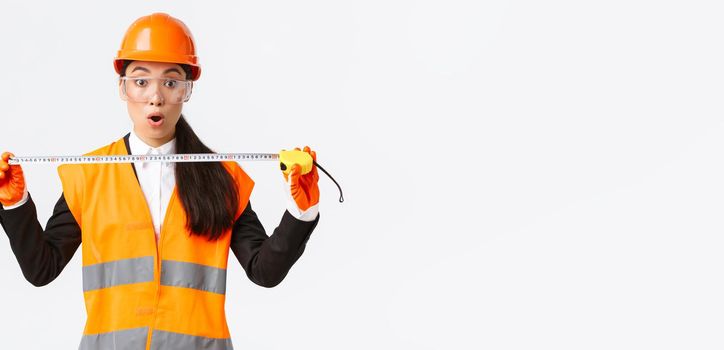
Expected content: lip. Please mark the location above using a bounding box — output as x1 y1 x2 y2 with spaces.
146 112 165 127
146 111 165 119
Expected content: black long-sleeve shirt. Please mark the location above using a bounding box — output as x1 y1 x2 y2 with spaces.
0 142 319 289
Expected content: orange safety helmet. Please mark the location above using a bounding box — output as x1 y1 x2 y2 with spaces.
114 13 201 80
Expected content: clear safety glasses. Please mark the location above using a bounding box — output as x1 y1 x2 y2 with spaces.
119 76 193 104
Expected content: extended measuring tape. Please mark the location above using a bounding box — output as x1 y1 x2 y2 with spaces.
8 150 344 203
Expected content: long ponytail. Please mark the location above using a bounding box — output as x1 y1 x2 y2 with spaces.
174 115 240 241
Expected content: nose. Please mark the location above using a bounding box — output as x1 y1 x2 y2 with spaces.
148 92 164 106
147 82 164 106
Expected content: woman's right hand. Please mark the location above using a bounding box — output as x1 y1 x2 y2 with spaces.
0 152 26 207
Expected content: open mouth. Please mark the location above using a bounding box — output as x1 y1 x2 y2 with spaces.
147 113 165 127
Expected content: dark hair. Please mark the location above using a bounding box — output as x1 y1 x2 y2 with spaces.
121 60 240 241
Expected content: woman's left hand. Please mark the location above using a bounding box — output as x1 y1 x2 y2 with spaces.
282 146 320 218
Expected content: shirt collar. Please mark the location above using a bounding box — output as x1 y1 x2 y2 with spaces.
129 129 176 166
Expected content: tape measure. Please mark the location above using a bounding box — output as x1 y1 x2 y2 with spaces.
8 150 306 174
8 150 344 202
8 153 278 164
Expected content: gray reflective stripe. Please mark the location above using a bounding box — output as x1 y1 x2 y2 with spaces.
83 256 155 292
79 326 148 350
150 330 233 350
160 260 227 294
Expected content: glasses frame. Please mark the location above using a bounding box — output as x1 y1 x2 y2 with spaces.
119 76 194 104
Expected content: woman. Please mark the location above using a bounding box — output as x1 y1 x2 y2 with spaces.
0 12 320 349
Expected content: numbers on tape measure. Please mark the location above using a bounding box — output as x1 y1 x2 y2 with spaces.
8 153 280 165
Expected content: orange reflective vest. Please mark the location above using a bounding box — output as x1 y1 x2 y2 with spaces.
57 136 254 350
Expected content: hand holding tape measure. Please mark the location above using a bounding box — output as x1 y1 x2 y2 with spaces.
0 152 26 207
280 146 320 212
0 147 343 208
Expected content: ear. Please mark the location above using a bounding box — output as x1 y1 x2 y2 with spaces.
118 79 128 101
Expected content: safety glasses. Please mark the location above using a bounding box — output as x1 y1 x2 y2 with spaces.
119 76 193 104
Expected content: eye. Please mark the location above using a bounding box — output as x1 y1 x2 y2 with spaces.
133 78 148 87
164 79 178 88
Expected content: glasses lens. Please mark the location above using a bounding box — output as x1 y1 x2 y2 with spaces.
123 78 190 104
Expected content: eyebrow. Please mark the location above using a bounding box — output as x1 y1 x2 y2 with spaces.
130 66 184 77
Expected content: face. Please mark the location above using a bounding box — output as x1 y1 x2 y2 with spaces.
120 61 189 147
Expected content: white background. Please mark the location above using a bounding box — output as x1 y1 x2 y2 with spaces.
1 0 723 349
